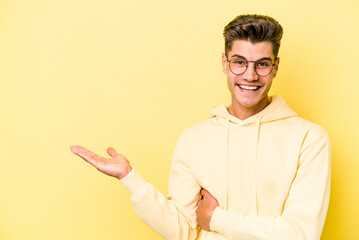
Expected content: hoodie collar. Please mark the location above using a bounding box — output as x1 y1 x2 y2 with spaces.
209 95 297 126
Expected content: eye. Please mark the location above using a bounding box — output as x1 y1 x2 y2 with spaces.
231 58 246 66
256 60 272 68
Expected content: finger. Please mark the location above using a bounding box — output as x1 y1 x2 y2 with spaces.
70 146 106 167
70 146 91 157
72 149 98 167
201 189 208 197
72 145 98 158
71 147 95 161
107 147 119 158
70 145 86 156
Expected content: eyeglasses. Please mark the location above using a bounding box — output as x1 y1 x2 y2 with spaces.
226 56 276 77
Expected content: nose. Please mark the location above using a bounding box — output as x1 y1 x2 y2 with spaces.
242 62 258 81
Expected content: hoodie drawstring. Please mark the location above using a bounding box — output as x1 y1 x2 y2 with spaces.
225 116 230 211
254 116 262 214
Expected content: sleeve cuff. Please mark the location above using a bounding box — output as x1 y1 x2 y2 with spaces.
119 167 149 202
210 207 234 235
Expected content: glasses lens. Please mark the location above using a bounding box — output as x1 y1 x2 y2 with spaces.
229 58 247 75
255 60 273 76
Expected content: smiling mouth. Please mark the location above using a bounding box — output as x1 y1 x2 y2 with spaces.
236 84 261 92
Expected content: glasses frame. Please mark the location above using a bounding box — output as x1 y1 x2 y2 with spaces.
226 55 276 77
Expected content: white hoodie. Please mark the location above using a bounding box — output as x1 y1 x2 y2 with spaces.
120 95 331 240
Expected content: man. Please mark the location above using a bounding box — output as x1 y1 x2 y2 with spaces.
71 14 331 240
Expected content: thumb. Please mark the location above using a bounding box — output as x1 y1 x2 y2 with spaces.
107 147 119 158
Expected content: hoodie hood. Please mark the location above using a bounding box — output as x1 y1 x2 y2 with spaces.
209 95 297 125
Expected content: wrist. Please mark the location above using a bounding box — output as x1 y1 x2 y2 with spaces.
118 166 133 180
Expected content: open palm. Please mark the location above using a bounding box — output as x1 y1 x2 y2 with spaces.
70 145 132 180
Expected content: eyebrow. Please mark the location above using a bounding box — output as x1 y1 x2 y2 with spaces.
230 54 273 62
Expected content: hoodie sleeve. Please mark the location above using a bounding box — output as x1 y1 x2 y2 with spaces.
120 132 202 240
210 126 331 240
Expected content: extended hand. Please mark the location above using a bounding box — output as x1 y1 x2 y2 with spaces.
70 145 132 180
196 189 219 230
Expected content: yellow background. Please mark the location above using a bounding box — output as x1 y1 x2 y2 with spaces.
1 0 358 239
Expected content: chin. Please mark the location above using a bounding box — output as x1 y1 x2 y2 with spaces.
235 95 268 110
237 97 260 108
240 101 259 109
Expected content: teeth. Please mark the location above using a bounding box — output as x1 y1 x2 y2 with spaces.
239 85 259 91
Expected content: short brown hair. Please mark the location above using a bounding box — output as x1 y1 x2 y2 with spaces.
223 14 283 58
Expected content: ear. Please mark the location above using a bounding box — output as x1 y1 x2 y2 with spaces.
222 53 228 74
273 57 280 78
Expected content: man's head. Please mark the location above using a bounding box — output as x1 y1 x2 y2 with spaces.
222 14 283 119
223 14 283 59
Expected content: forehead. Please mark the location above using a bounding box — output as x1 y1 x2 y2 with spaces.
229 40 274 60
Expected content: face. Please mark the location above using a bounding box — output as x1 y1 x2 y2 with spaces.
222 40 280 116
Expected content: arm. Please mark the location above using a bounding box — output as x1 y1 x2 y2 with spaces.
198 126 331 240
71 133 202 240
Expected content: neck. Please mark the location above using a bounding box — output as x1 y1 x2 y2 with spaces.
229 97 271 120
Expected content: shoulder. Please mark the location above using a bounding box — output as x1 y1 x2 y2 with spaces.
280 116 329 138
288 117 331 154
174 118 221 151
179 118 219 139
295 117 329 140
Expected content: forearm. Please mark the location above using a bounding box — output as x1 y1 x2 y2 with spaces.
120 168 200 240
210 208 300 240
209 173 330 240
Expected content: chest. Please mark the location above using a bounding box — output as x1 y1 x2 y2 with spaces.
186 124 305 212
